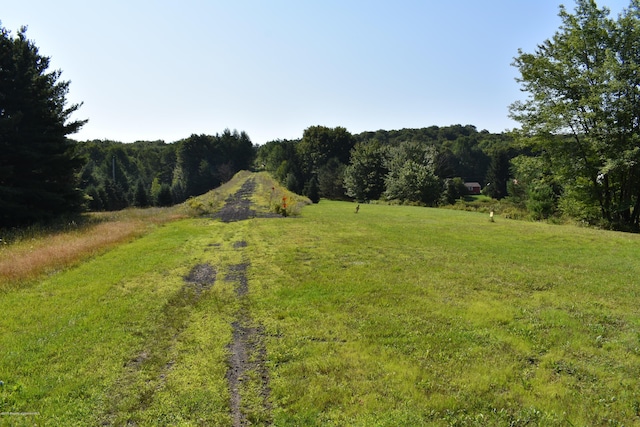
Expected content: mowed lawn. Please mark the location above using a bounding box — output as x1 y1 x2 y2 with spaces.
249 201 640 426
2 197 640 425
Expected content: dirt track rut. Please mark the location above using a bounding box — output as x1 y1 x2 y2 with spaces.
219 178 272 426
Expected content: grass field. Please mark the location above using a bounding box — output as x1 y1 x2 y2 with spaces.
1 172 640 426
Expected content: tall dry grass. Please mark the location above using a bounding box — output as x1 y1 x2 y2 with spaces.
0 172 285 290
0 208 184 291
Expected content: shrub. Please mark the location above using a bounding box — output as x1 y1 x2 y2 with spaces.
185 197 208 216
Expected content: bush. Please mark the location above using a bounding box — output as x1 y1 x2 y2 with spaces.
185 197 208 216
449 195 495 213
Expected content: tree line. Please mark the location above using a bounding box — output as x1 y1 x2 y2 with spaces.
6 0 640 232
255 124 517 206
77 130 254 212
80 124 516 215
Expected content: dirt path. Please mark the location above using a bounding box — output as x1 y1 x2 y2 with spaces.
214 179 257 223
219 179 272 426
94 176 275 425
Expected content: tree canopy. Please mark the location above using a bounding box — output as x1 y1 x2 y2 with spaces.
510 0 640 230
257 124 515 206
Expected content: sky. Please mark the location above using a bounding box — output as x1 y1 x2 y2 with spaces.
2 0 631 145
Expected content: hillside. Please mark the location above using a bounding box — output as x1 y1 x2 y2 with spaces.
1 172 639 426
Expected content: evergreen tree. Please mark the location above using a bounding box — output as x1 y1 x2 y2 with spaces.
132 180 150 207
285 172 301 194
317 158 347 199
304 175 320 203
85 185 104 211
483 151 510 199
156 184 173 207
103 179 127 211
0 25 87 226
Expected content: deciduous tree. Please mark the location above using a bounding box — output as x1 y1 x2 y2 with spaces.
384 142 442 205
343 141 387 202
510 0 640 230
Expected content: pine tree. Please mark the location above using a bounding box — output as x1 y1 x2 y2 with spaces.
132 180 150 207
483 151 510 200
0 25 87 226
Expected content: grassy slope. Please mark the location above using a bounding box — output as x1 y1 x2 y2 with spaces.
1 173 640 425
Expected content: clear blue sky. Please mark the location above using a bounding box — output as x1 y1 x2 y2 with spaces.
2 1 630 144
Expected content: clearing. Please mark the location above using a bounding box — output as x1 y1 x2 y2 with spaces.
1 171 640 426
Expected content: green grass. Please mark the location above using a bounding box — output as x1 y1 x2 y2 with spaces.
2 174 640 425
0 219 241 425
248 201 640 426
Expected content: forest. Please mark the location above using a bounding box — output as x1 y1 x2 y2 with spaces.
75 130 254 212
4 0 640 231
254 124 516 206
66 123 518 212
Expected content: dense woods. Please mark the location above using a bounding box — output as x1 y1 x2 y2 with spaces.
76 130 255 211
76 124 513 214
256 124 516 207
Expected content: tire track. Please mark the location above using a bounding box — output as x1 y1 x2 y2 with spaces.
219 178 271 426
225 259 271 426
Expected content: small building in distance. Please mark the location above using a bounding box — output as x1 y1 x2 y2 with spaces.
464 182 482 194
